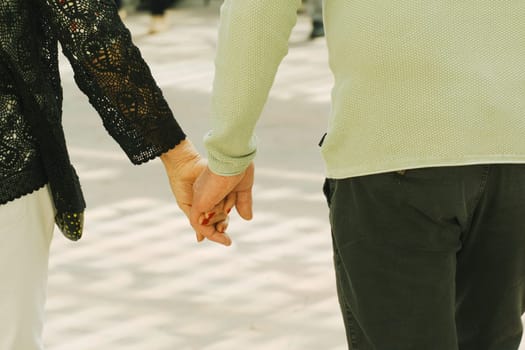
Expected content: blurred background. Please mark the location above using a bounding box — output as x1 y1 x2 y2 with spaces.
42 1 525 349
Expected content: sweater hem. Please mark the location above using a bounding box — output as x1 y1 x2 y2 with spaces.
0 164 49 207
325 155 525 179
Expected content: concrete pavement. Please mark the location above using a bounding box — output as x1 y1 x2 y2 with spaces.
43 4 525 350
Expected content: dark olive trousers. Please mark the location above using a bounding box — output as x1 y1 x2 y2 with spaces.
323 164 525 350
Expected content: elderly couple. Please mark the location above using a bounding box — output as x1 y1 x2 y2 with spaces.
2 0 525 349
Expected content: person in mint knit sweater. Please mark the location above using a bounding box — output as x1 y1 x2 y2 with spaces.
190 1 525 349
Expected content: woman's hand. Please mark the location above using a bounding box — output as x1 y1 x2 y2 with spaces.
160 139 231 246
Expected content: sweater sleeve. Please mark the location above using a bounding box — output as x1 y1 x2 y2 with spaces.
38 0 185 164
205 0 301 175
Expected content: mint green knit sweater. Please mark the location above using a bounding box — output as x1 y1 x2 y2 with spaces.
205 0 525 178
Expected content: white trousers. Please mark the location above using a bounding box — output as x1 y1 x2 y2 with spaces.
0 186 55 350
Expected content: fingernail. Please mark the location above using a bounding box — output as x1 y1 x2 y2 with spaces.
202 218 209 225
207 212 216 219
226 208 231 214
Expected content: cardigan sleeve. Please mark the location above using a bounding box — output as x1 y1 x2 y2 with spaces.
204 0 301 175
38 0 185 164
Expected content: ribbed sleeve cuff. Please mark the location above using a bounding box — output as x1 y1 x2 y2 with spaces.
206 148 256 176
204 129 257 175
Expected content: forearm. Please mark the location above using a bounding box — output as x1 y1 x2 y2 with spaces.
39 0 185 164
205 0 301 176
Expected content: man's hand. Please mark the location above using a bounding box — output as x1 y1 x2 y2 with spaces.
190 163 255 246
161 139 229 244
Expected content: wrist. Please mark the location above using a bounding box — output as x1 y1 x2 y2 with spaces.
161 139 200 171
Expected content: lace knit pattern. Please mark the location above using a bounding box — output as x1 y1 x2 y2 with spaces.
40 0 186 164
0 0 186 240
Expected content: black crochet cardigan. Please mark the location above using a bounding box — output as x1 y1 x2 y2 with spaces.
0 0 186 240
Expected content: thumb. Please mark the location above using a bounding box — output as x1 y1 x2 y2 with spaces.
235 190 253 220
232 162 254 220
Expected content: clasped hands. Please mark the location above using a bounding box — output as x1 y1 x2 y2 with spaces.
161 139 254 246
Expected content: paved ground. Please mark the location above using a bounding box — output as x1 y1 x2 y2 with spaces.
43 3 525 350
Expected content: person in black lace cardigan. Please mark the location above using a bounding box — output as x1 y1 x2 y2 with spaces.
0 0 229 348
